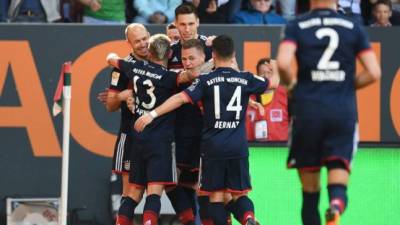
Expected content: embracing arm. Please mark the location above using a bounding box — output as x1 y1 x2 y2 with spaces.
134 92 190 132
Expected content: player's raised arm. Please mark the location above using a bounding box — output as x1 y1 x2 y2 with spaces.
355 50 381 89
134 92 191 132
267 59 280 90
276 41 297 88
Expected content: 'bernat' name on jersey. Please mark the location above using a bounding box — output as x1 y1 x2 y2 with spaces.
132 68 162 80
299 18 354 29
206 76 248 86
214 120 240 129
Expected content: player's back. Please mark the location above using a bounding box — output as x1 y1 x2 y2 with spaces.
186 67 267 159
284 9 371 119
119 59 178 141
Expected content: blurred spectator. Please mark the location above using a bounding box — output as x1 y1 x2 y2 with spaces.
233 0 286 25
0 0 10 22
125 0 137 23
246 58 288 141
8 0 61 22
367 0 400 25
133 0 181 24
371 0 393 26
274 0 297 20
188 0 242 23
166 23 180 42
338 0 364 24
79 0 125 24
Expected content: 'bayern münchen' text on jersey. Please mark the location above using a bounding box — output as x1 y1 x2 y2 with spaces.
184 67 268 159
283 9 371 119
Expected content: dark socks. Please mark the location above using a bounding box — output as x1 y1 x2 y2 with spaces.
167 187 195 225
302 191 321 225
208 202 228 225
328 184 348 214
116 197 138 225
143 194 161 225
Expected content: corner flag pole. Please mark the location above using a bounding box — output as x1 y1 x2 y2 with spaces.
59 62 72 225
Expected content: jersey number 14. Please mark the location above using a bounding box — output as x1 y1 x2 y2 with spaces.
214 85 242 120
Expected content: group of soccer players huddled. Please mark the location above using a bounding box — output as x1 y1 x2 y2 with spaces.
98 1 381 225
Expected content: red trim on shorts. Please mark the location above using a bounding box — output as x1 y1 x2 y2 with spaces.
198 188 226 195
197 190 210 196
148 181 177 186
181 91 193 104
190 167 200 172
108 88 120 93
322 156 351 172
357 48 373 58
281 40 297 48
226 188 252 194
129 182 146 189
298 166 322 172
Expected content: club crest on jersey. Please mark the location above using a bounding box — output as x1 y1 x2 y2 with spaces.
111 71 120 86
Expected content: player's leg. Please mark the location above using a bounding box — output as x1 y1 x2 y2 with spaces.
209 191 229 225
116 144 145 225
322 118 357 225
166 184 196 225
287 117 324 225
298 170 322 225
143 184 165 225
225 157 257 225
199 158 228 225
143 140 178 225
325 164 349 225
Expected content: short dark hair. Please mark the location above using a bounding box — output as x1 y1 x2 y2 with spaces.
212 35 234 60
374 0 392 10
175 2 198 19
256 57 271 73
166 23 176 30
182 39 205 53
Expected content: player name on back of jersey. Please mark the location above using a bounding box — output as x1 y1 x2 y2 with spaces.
214 120 240 129
298 17 354 29
311 70 345 82
132 68 162 80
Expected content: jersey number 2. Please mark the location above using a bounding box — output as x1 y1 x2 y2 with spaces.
214 86 242 120
316 28 340 70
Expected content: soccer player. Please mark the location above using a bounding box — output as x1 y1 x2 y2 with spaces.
167 3 214 225
276 1 381 225
97 23 150 225
134 35 279 225
107 33 200 225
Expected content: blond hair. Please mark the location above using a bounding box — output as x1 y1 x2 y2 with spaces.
148 34 171 61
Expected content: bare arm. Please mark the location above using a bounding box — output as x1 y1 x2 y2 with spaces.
134 92 190 132
267 59 281 90
276 42 297 88
104 89 132 112
249 98 265 116
355 50 381 89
